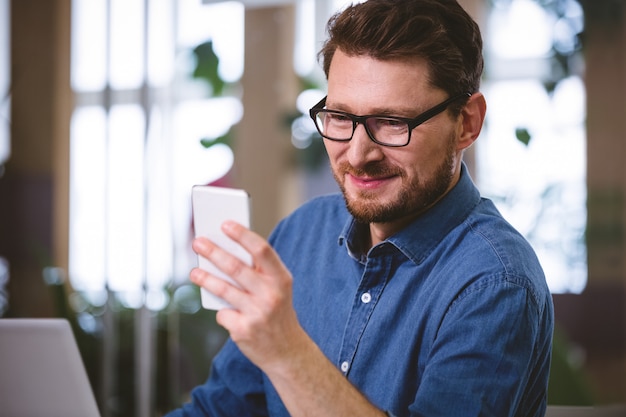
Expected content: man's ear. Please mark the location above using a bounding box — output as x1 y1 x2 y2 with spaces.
457 92 487 151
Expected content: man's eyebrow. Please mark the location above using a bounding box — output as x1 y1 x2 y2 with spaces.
325 101 420 117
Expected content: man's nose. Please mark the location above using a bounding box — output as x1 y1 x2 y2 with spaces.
346 123 384 168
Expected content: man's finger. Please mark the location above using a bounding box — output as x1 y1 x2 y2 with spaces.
192 235 260 292
221 221 287 276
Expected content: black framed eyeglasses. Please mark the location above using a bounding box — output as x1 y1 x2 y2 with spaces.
309 92 472 147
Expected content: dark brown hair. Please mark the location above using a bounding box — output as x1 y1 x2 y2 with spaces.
319 0 484 100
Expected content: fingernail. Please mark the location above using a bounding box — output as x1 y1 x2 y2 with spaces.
190 268 201 281
193 237 208 252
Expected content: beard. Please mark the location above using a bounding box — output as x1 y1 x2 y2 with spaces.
333 138 457 224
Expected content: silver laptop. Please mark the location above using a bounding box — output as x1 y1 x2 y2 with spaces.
0 318 101 417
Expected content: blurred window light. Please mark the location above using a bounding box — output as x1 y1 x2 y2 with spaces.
69 0 243 304
69 106 107 291
147 0 175 86
109 0 145 89
488 0 553 59
178 0 244 82
71 0 107 91
480 0 587 293
106 104 146 292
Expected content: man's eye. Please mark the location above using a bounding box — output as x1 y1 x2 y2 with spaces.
326 112 352 124
375 118 406 129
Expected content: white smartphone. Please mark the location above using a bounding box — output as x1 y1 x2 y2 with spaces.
191 185 252 310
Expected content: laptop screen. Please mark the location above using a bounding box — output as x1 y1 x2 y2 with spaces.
0 318 101 417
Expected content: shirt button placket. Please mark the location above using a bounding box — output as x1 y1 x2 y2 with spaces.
340 361 350 374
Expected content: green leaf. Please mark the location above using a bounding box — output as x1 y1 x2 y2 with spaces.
200 130 232 149
192 40 225 96
515 127 532 146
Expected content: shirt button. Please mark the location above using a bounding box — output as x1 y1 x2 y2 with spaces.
340 361 350 373
361 292 372 304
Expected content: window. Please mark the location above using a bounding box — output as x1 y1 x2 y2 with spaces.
479 0 586 293
69 1 245 414
69 0 243 307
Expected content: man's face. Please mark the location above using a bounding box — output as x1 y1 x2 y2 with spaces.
324 49 464 226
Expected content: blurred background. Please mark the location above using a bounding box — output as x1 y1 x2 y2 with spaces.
0 0 624 415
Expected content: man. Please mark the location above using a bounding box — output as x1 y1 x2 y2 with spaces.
166 0 553 416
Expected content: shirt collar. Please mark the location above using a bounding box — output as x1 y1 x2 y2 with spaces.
338 214 369 263
338 163 481 265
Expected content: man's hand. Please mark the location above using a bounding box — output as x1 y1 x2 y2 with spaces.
190 220 305 373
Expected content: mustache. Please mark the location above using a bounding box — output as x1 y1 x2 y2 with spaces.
337 161 403 178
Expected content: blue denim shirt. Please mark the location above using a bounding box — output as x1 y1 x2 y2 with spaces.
167 165 553 417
